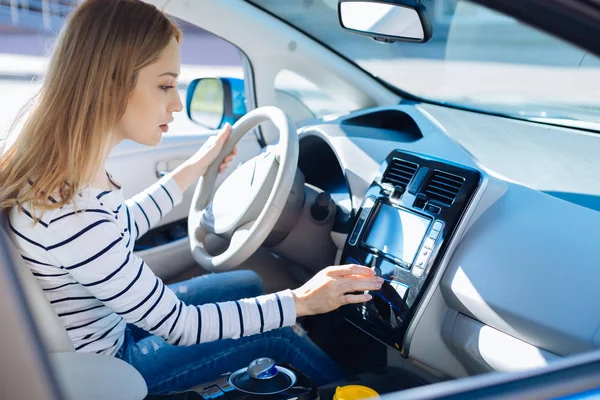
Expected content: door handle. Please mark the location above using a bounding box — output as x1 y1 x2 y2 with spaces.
155 160 186 179
155 161 170 178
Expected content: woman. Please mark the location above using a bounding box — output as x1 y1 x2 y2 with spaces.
0 0 383 395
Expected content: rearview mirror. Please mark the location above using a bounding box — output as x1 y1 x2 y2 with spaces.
338 0 432 43
186 77 247 130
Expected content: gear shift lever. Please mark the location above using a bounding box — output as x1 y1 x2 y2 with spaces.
229 358 297 395
193 357 319 399
248 357 278 379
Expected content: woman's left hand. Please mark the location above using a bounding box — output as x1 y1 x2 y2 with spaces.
171 123 238 191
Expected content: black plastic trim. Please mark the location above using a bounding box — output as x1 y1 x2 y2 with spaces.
341 110 423 141
471 0 600 60
340 150 481 354
239 50 267 148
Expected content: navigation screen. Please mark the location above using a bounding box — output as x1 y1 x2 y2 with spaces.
363 204 431 267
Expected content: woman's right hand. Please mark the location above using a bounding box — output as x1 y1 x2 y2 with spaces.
292 264 384 317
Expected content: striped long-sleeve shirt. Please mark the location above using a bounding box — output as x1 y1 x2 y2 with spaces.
7 173 296 356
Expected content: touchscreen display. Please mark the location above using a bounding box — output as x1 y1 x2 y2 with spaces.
363 204 431 266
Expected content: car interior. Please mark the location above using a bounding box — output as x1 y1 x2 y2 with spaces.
2 0 600 399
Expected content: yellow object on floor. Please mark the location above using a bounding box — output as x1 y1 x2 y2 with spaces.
333 385 380 400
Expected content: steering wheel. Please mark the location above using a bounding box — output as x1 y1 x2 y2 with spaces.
188 106 298 271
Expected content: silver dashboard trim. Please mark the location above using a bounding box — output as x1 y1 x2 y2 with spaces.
348 196 376 246
403 169 490 354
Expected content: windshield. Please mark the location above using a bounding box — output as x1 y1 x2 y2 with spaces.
247 0 600 131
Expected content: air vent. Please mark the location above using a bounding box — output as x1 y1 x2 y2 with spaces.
423 170 465 206
382 158 419 187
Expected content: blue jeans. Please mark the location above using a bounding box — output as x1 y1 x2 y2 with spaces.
116 270 346 394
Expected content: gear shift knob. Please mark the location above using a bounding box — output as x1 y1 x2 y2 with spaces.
248 357 278 379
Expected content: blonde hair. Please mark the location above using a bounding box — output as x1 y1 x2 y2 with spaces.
0 0 182 215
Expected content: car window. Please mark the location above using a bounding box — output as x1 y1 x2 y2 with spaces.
171 21 245 134
0 2 245 137
249 0 600 132
275 69 350 120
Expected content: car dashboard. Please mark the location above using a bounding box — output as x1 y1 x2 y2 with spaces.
297 103 600 379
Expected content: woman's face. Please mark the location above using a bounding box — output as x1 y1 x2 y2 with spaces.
115 37 183 146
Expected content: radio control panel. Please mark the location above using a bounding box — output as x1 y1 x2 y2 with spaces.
340 150 481 355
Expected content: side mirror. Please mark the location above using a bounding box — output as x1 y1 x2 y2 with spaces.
186 77 247 129
338 0 432 43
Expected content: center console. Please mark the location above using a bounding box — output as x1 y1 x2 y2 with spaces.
340 150 481 355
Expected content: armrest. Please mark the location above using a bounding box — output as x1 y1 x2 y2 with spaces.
48 352 147 400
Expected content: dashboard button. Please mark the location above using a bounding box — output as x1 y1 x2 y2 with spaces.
412 266 425 277
419 247 431 258
390 185 405 204
412 257 428 277
428 230 440 240
349 197 376 246
349 221 366 245
426 204 441 214
408 167 430 195
423 237 436 250
432 221 444 233
412 247 431 277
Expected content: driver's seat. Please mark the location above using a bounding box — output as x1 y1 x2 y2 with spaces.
1 212 148 400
